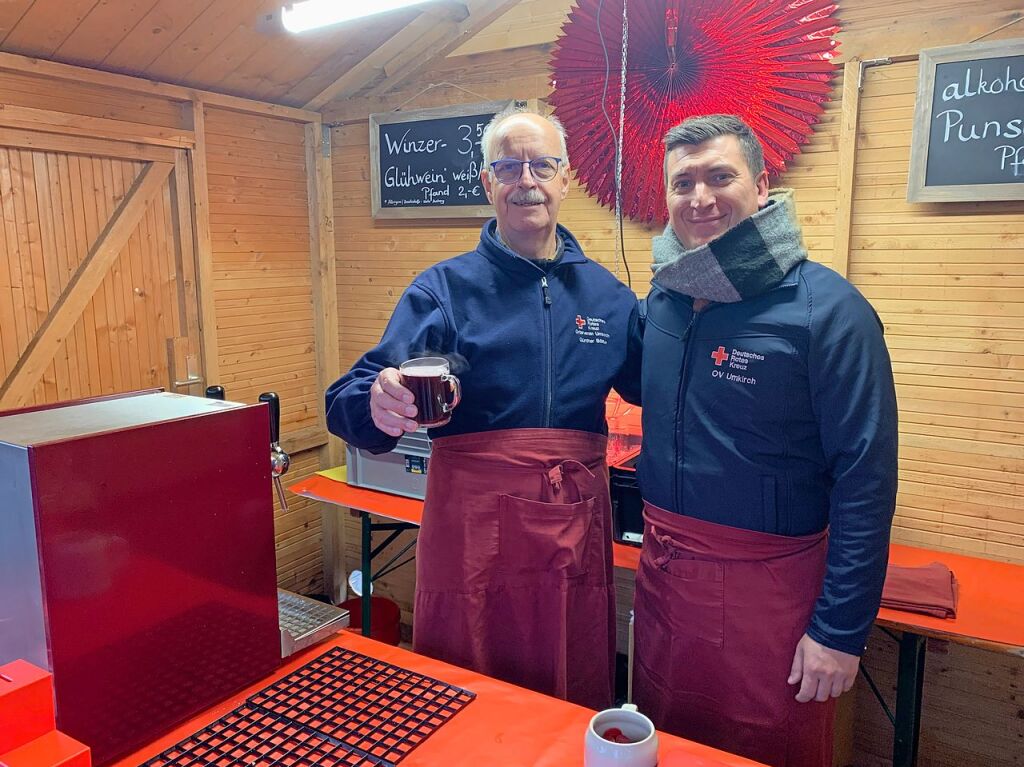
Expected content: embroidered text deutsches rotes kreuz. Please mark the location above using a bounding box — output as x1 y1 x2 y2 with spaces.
710 345 762 386
575 314 610 345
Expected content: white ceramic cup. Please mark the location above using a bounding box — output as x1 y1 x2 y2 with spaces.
584 704 659 767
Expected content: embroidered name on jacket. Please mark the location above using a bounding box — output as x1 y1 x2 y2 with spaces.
575 314 610 345
709 345 762 386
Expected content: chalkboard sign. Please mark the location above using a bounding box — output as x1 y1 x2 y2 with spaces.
908 39 1024 202
369 100 517 219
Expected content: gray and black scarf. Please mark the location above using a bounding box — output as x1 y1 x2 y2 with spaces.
651 188 807 302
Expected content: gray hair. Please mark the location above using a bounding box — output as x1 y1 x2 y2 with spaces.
663 114 765 178
481 104 569 168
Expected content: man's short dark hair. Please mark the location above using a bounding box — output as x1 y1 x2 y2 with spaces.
663 114 765 178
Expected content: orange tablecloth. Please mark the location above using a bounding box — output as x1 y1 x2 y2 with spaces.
112 632 764 767
291 473 1024 654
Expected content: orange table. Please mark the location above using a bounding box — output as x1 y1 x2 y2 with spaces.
290 473 1024 767
113 632 764 767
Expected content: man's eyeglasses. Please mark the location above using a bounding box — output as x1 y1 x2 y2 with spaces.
489 156 563 184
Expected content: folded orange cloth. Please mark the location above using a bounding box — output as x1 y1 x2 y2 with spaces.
881 562 959 619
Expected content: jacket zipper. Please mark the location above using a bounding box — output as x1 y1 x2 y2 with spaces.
674 304 702 514
541 275 553 427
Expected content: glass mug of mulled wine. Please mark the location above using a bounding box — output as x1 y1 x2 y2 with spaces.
399 357 462 428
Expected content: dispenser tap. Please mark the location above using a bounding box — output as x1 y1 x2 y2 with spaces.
259 391 290 511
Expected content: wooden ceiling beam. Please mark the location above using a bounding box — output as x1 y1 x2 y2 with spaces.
0 126 178 162
302 10 459 111
0 103 195 148
322 43 552 125
363 0 521 100
304 0 520 111
0 50 320 123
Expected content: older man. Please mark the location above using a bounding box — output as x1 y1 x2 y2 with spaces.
326 106 641 709
633 114 898 766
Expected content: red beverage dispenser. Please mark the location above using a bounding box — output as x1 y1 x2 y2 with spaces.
0 391 281 765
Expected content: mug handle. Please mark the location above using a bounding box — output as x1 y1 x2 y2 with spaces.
442 373 461 414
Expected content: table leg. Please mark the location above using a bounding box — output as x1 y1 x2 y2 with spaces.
361 511 372 638
893 632 926 767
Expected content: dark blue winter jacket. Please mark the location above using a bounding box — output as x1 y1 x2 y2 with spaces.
639 260 898 656
326 220 642 453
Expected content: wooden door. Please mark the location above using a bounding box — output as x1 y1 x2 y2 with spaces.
0 138 204 409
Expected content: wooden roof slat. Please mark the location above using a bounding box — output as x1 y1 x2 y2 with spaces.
142 1 263 83
52 0 161 66
99 0 211 71
0 0 99 57
304 0 519 110
0 0 534 112
165 3 426 108
366 0 523 99
302 10 456 110
0 1 34 42
176 0 284 91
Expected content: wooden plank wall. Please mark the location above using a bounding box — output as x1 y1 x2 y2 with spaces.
204 108 319 431
203 105 328 593
326 0 1023 762
847 58 1024 766
851 61 1024 561
0 65 331 595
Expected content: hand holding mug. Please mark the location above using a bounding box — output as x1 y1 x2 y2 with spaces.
370 367 418 437
370 358 462 436
399 357 461 428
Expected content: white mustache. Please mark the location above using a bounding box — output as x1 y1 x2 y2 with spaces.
509 190 545 204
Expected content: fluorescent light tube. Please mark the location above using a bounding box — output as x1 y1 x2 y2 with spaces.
282 0 433 33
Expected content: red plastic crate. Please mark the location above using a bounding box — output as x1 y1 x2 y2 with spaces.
0 660 90 767
0 660 56 753
0 731 90 767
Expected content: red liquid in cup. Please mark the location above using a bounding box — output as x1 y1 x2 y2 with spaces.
601 727 636 744
401 365 453 427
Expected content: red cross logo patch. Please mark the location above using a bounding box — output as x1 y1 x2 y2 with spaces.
711 346 729 366
575 315 586 329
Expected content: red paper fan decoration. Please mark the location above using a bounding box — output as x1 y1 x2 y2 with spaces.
549 0 841 223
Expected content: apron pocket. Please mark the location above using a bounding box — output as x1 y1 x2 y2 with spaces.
658 556 725 648
498 493 596 581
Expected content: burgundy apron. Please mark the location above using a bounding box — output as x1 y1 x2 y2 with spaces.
413 428 615 710
633 502 835 767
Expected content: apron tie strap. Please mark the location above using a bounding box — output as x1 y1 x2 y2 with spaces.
651 525 689 568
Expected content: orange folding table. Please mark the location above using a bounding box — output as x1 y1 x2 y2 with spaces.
290 472 1024 767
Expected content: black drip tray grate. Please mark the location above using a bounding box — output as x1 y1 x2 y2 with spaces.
141 647 476 767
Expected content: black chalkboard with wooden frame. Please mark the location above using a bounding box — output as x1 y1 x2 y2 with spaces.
369 100 520 219
908 38 1024 203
